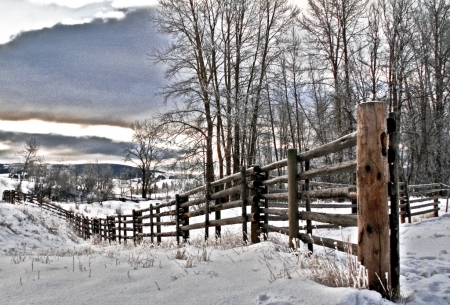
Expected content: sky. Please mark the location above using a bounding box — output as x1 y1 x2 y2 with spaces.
0 0 305 165
0 0 166 164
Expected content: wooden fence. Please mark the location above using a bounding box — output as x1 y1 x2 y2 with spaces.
2 102 449 297
398 183 446 223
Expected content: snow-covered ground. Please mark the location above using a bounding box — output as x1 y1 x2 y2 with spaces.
1 175 450 304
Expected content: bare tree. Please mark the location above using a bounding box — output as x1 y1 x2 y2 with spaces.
15 138 43 192
123 119 168 198
300 0 368 137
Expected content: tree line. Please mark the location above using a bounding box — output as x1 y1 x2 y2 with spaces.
143 0 450 186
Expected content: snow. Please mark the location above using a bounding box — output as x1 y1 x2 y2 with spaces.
1 174 450 304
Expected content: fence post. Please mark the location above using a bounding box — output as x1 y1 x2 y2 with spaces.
138 210 143 244
257 169 269 241
149 204 154 244
79 215 83 237
117 215 122 244
433 184 439 218
241 166 248 243
205 183 211 242
446 180 449 213
399 183 406 224
156 205 161 244
180 197 189 243
405 182 412 223
175 195 182 245
250 166 261 244
287 148 299 249
214 185 222 238
304 153 313 253
100 218 104 241
132 209 137 246
357 102 390 297
351 172 358 215
388 111 400 299
123 215 127 245
108 216 114 243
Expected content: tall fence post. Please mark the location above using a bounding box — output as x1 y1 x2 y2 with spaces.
214 185 222 238
446 180 449 213
175 194 188 245
123 215 127 245
357 102 390 297
351 172 358 215
287 148 299 249
156 205 161 244
149 204 154 244
304 152 313 254
405 182 412 223
118 214 122 244
433 184 439 218
399 183 406 224
254 168 269 241
175 198 181 245
205 183 211 242
181 198 189 243
250 166 261 244
132 210 136 246
388 111 400 299
241 166 248 243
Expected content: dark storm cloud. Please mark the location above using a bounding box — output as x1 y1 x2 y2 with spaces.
0 8 166 127
0 130 131 162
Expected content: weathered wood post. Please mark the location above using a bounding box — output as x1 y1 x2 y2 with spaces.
405 183 412 223
433 184 439 218
149 204 154 244
138 210 143 244
351 172 358 215
388 111 400 299
117 214 122 244
156 205 161 244
175 194 187 245
257 169 269 241
357 102 390 297
123 215 127 245
205 183 211 242
287 148 299 249
446 180 449 213
110 216 116 243
241 167 248 243
180 197 189 243
250 166 261 244
304 152 313 253
132 209 137 246
214 185 222 238
399 183 406 224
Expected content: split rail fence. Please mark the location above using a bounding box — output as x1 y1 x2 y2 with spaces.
2 102 449 297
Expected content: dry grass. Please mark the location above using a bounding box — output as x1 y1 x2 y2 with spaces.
294 239 368 289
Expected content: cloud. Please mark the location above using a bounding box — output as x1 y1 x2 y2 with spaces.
0 130 131 164
0 120 133 142
93 10 125 20
112 0 158 8
0 8 167 128
0 0 156 45
28 0 108 9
